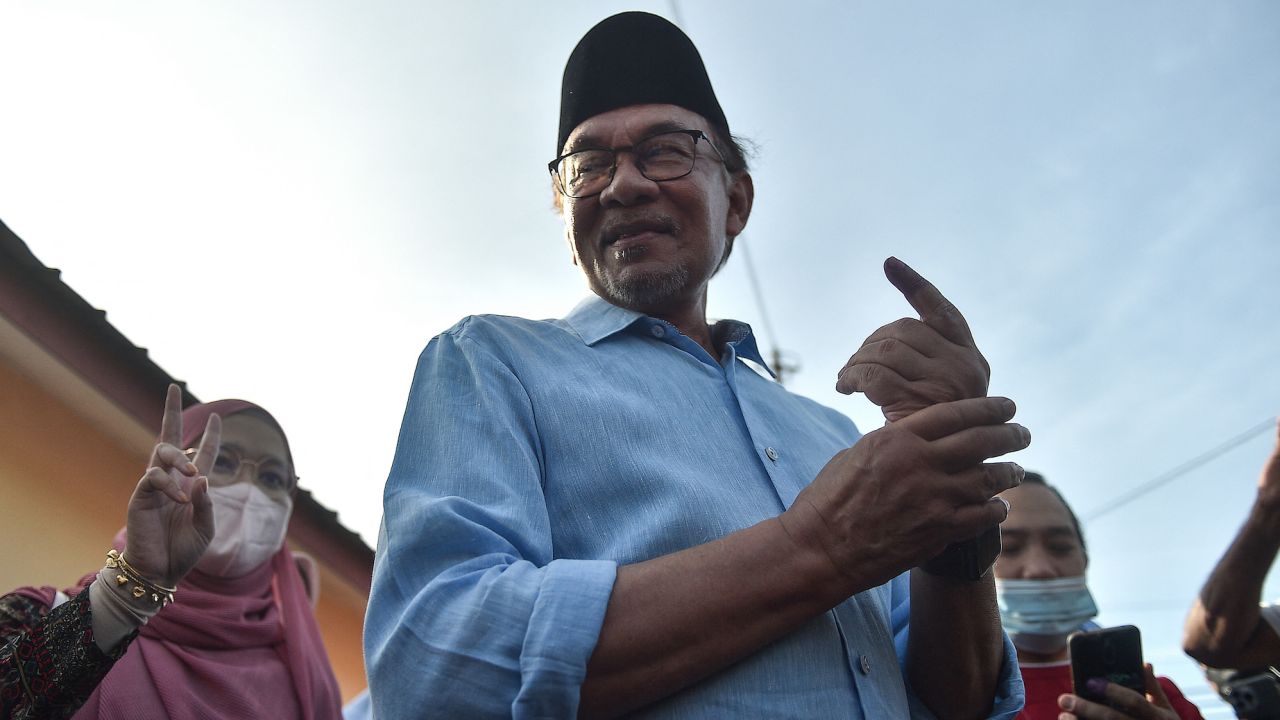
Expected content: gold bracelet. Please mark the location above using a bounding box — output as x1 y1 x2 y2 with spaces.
105 549 177 606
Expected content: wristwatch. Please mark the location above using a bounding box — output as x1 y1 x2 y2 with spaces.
921 525 1002 581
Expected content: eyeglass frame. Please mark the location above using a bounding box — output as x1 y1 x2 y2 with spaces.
184 446 298 494
547 128 727 199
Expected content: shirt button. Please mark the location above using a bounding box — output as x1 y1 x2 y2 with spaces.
650 324 666 338
765 447 778 461
859 655 871 675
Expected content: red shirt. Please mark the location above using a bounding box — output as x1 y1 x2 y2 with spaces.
1018 661 1204 720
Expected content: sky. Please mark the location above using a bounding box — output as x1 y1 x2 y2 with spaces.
2 1 1278 712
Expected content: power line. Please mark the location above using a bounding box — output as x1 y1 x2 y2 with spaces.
1083 417 1277 524
664 0 794 384
738 239 796 383
665 0 686 29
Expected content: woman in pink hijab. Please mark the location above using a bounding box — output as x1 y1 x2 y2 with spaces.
0 385 342 719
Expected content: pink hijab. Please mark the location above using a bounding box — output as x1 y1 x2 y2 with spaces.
56 400 342 719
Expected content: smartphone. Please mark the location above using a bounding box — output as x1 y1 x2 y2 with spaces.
1069 625 1145 706
1215 668 1280 720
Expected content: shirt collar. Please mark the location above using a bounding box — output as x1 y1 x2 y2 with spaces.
563 295 649 345
711 319 775 378
563 295 776 378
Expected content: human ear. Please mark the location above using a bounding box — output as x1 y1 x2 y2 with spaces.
725 172 754 239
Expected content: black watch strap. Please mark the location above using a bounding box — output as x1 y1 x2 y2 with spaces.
920 525 1002 581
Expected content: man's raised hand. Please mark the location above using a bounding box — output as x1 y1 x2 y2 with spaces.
837 258 990 422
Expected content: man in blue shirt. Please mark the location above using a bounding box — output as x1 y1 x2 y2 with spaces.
366 11 1029 719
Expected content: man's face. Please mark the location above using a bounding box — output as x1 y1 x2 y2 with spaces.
559 104 751 315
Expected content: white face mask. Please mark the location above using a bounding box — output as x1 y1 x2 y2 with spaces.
197 482 292 578
996 575 1099 655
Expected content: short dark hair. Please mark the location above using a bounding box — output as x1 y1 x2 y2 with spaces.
1021 471 1088 562
708 125 751 175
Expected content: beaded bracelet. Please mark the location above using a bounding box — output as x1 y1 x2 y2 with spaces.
105 549 177 607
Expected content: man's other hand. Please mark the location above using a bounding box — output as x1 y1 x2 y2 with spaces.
780 397 1028 592
837 257 990 422
1255 418 1280 512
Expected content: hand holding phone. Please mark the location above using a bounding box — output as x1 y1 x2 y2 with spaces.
1070 625 1145 706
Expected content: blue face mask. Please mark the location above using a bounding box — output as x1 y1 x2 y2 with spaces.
996 576 1099 652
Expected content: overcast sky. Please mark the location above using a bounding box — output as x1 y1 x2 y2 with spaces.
3 2 1277 710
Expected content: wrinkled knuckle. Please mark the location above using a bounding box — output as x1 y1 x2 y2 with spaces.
865 434 904 471
890 317 914 332
983 464 1004 491
920 379 952 404
964 353 987 378
863 429 892 453
859 364 881 387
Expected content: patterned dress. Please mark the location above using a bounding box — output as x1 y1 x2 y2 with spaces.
0 587 136 720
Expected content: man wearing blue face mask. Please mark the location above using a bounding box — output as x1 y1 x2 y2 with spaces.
995 472 1204 720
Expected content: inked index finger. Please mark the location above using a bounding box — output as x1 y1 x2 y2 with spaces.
884 257 977 348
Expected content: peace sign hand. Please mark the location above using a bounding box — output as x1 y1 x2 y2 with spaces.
123 384 219 588
837 257 990 422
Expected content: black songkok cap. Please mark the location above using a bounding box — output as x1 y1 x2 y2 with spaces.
557 11 729 154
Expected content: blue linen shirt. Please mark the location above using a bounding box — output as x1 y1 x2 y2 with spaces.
366 296 1024 719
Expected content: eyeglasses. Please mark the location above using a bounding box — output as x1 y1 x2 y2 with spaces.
548 129 725 199
188 446 297 493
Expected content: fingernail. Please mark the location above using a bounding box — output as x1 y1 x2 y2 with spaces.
997 496 1011 518
185 462 198 474
1019 425 1031 443
1086 677 1107 694
177 491 190 503
1000 398 1015 414
1058 694 1075 710
885 256 904 270
1012 463 1024 485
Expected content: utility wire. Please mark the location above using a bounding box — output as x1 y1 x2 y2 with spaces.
1083 416 1277 524
666 0 794 383
739 239 795 383
665 0 686 29
738 239 778 350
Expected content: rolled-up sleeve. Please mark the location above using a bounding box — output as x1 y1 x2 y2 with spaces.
889 573 1026 720
365 328 618 719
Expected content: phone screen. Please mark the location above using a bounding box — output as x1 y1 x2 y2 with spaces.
1069 625 1145 706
